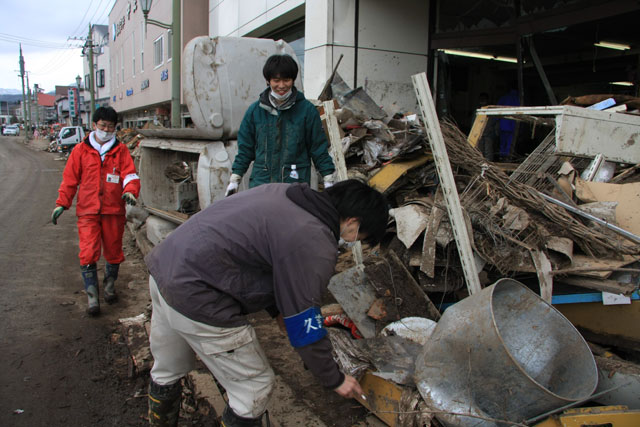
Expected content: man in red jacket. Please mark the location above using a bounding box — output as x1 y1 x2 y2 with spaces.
51 107 140 316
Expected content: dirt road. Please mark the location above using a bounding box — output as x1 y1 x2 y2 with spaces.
0 137 151 426
0 136 371 427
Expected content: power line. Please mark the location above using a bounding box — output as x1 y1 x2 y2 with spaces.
93 0 115 26
31 48 81 79
67 0 98 38
0 33 82 49
86 0 110 30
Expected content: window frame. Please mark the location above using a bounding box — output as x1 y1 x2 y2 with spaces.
153 35 164 69
140 21 145 73
132 31 136 78
96 69 105 88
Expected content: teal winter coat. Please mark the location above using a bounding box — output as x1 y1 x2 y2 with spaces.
231 88 335 187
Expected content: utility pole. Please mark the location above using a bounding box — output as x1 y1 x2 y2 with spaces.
171 0 181 128
34 83 40 130
70 25 98 120
26 72 32 137
19 44 28 143
87 24 96 119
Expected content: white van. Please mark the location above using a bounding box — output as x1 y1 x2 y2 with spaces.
57 126 85 152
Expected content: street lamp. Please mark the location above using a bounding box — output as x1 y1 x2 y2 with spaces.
140 0 181 128
76 75 82 127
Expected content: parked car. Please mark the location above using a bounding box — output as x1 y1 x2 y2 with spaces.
56 126 85 152
3 125 20 136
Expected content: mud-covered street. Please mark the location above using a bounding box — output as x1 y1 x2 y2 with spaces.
0 136 370 427
0 136 151 426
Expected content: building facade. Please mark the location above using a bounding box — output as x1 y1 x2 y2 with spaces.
208 0 430 116
208 0 639 135
108 0 208 128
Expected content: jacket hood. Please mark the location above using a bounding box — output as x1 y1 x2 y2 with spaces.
286 183 340 241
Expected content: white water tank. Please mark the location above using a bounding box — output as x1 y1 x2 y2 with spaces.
183 36 302 140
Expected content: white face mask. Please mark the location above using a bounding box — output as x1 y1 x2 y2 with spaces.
95 129 115 142
338 224 360 249
270 89 292 100
338 238 357 249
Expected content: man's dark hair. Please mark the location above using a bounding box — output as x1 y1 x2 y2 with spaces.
263 54 299 81
92 106 118 124
326 179 388 245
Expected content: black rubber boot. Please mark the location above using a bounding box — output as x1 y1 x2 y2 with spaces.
221 405 266 427
81 264 100 316
103 262 119 304
148 379 181 426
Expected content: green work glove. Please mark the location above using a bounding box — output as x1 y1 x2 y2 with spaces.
122 192 137 206
51 206 65 225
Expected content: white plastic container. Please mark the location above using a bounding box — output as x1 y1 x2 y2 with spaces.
183 36 302 140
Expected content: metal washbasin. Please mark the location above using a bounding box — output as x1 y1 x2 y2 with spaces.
414 278 597 426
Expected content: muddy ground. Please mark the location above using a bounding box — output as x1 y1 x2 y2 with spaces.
0 136 371 426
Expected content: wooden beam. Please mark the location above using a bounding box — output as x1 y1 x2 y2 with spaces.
467 113 488 148
322 100 363 265
412 72 482 295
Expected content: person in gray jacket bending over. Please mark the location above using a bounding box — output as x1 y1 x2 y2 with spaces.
144 180 388 427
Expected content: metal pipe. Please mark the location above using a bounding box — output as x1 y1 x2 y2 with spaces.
536 190 640 244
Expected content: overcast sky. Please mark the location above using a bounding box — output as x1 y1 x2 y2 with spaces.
0 0 114 93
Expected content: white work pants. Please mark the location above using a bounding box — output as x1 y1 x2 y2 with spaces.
148 276 275 418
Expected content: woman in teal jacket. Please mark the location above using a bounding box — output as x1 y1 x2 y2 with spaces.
226 54 336 196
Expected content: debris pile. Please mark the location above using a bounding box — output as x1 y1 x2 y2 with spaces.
321 75 640 426
322 83 640 301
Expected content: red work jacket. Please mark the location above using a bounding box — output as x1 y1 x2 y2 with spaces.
56 137 140 216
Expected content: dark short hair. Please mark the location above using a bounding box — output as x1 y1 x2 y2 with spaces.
326 179 389 245
263 54 299 81
92 106 118 124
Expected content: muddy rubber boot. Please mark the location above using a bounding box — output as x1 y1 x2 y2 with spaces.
103 262 120 304
81 264 100 316
221 405 266 427
148 379 181 426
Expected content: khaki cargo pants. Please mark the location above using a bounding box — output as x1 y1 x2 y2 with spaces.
148 276 275 418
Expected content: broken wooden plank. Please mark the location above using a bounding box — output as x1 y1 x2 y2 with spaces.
554 255 638 279
530 250 553 303
119 313 153 377
412 72 482 295
187 371 227 418
365 251 441 324
357 371 409 427
144 206 188 225
610 163 639 184
323 100 363 266
368 155 431 194
420 193 444 278
556 276 637 296
467 112 489 148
